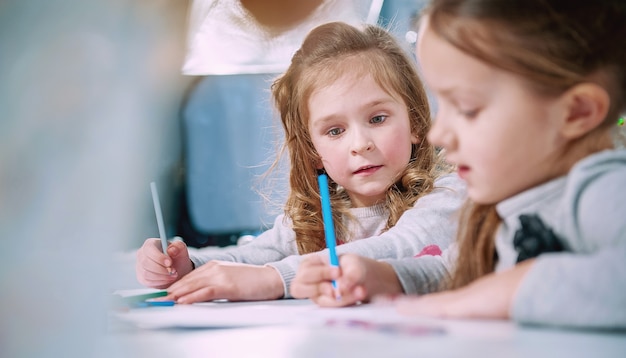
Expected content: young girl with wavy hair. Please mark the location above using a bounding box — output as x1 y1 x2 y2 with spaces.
135 21 465 304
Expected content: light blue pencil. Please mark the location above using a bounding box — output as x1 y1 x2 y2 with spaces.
317 173 341 300
150 182 173 275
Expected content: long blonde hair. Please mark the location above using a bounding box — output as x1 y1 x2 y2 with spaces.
424 0 626 289
271 22 447 254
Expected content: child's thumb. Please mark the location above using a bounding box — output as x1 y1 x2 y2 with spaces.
167 241 186 258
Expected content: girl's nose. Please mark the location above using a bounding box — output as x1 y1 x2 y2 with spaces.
427 114 457 151
351 132 375 155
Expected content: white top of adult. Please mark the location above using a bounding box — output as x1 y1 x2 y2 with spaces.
182 0 370 75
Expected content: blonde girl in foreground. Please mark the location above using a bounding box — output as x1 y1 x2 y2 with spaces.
293 0 626 329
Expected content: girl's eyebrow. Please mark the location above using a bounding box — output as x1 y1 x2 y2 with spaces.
363 98 396 109
436 86 482 103
432 85 461 97
310 114 339 128
311 97 398 127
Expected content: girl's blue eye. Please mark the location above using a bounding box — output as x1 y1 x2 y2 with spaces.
328 128 343 136
371 115 387 124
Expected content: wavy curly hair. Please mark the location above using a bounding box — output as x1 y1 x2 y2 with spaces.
270 21 448 254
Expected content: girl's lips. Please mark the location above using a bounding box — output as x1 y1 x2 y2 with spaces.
457 165 470 179
354 165 382 175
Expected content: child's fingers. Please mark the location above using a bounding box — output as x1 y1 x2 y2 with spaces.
336 281 367 302
172 286 215 304
293 260 335 285
317 280 338 298
165 240 188 265
135 260 178 288
138 276 177 289
301 265 340 284
136 239 169 269
291 267 340 299
137 245 170 273
312 285 363 307
142 238 167 259
162 262 218 303
166 240 187 256
167 273 221 303
352 285 367 301
291 269 333 298
135 266 177 288
136 239 177 287
290 277 319 298
141 267 179 282
337 254 367 291
291 253 344 298
298 254 326 270
138 254 171 275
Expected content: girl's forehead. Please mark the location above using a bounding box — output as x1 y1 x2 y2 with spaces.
307 55 397 94
309 55 369 83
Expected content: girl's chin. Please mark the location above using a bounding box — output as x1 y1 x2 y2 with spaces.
467 189 499 205
469 197 502 206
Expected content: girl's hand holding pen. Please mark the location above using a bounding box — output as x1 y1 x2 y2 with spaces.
135 238 193 289
291 254 351 307
291 253 404 307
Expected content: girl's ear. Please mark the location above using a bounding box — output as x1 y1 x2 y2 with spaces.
559 83 610 140
411 134 420 144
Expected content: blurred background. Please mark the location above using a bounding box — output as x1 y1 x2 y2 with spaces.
0 0 190 356
0 0 425 356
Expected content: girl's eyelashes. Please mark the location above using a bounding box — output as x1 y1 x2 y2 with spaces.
326 127 344 137
321 113 389 137
441 94 481 119
370 115 387 124
459 108 479 118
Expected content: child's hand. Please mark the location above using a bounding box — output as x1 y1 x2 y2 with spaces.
394 281 507 319
291 254 403 307
163 261 284 303
135 238 193 289
290 254 351 306
394 259 535 319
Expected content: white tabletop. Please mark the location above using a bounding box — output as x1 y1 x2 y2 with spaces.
103 297 626 358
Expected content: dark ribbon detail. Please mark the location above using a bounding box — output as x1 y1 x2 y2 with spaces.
513 214 564 263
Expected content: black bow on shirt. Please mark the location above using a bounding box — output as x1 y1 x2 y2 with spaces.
513 214 564 263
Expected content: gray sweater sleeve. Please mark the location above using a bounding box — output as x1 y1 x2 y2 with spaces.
268 173 466 298
188 214 298 268
511 162 626 328
382 254 449 294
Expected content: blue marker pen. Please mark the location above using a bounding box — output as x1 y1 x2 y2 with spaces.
317 172 341 300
